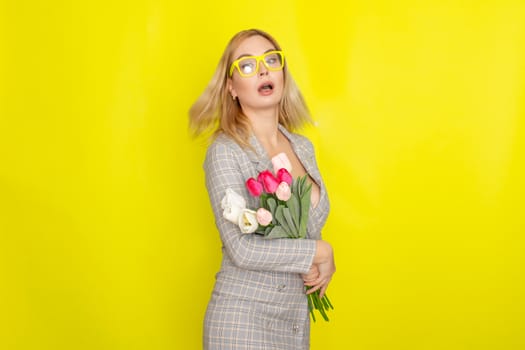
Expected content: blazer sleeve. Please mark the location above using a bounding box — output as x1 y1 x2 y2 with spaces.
204 140 317 274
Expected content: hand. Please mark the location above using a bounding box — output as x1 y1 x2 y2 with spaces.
305 241 336 298
301 264 319 283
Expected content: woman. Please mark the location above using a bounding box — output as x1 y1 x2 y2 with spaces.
189 29 336 349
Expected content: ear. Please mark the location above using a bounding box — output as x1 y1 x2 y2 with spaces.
227 78 237 99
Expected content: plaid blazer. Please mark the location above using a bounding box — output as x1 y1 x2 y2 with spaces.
203 125 330 349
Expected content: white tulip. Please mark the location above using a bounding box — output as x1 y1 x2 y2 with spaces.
221 188 246 224
238 209 258 234
271 152 293 173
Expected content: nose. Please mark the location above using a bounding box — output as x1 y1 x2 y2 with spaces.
258 60 269 76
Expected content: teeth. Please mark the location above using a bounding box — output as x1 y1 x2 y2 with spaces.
258 83 273 92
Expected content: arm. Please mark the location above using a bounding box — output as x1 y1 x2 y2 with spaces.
204 140 317 274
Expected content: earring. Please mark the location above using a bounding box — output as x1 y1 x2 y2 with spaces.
232 95 237 101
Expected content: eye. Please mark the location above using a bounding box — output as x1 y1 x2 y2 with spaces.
238 58 257 74
240 62 255 74
265 53 281 67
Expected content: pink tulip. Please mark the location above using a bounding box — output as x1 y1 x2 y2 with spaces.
275 182 292 201
271 152 292 174
276 168 293 186
257 170 280 193
246 177 263 197
256 208 273 226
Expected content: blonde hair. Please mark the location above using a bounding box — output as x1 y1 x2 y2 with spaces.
188 29 312 148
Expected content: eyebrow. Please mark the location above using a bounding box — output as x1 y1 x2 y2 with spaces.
235 48 276 60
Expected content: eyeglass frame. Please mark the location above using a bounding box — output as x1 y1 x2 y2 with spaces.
229 50 285 77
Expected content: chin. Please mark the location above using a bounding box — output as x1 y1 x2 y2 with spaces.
257 98 282 110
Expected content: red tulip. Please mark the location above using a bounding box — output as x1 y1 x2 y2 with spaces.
276 168 293 186
257 170 280 193
246 177 263 197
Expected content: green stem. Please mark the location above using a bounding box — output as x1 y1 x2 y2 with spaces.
307 294 316 322
324 294 334 310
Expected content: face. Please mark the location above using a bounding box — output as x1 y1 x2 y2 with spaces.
228 35 284 114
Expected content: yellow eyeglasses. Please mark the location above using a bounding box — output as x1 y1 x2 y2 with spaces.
229 50 285 77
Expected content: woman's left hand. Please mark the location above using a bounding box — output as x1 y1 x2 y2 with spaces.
301 264 319 283
304 241 336 298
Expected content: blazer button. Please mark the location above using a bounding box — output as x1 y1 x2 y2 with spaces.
277 284 286 291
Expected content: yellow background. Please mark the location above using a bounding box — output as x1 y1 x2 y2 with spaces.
1 1 524 349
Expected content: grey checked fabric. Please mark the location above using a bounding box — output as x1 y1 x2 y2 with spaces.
203 125 330 350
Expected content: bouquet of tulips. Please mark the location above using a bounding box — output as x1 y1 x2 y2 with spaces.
221 153 333 322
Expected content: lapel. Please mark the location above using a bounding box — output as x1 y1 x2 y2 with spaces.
246 133 272 174
278 125 316 179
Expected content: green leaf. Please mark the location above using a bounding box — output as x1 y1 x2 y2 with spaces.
275 205 293 236
259 193 265 207
292 176 300 196
298 175 308 196
288 193 300 229
265 225 290 239
267 197 277 215
274 204 284 223
282 207 298 238
298 184 312 238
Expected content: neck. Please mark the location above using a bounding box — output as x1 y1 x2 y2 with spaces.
245 107 280 148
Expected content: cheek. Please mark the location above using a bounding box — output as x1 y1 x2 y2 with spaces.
275 72 284 86
275 74 285 94
232 78 252 94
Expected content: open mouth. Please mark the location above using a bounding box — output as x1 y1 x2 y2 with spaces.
258 82 274 92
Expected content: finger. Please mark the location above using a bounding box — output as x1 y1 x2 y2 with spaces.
304 278 325 287
302 273 320 282
305 284 321 294
305 279 328 293
304 273 328 286
319 284 328 299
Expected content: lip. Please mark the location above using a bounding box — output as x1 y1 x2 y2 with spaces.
257 80 275 95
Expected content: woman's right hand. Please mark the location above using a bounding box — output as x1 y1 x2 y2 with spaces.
305 240 335 298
